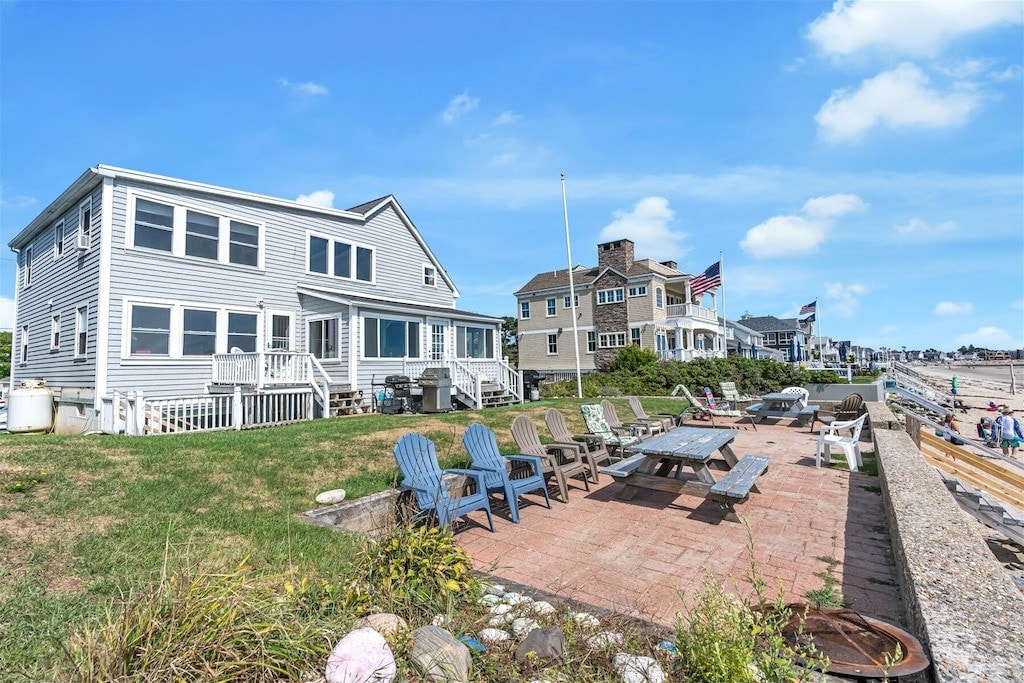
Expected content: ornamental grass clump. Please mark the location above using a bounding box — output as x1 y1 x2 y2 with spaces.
68 560 332 683
344 522 480 620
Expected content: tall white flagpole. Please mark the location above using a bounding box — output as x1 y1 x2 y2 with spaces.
719 252 726 357
817 299 822 363
561 173 583 399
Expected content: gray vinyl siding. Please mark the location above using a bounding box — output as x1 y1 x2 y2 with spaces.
12 183 102 390
103 179 458 396
298 294 348 386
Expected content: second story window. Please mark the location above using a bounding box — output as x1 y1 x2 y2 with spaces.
627 285 647 297
307 233 373 282
185 210 220 260
423 265 436 286
520 301 530 319
54 220 65 258
546 298 556 316
563 294 579 309
134 199 174 252
599 332 627 348
78 198 92 251
597 288 624 305
656 287 663 308
23 245 32 287
631 328 641 346
587 331 595 353
229 221 259 267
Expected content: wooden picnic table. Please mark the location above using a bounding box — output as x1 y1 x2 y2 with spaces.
601 426 769 522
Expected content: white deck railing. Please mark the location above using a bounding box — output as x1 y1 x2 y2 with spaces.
666 303 718 323
101 387 313 435
212 352 329 415
402 357 521 409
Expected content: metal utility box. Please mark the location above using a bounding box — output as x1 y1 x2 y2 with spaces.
419 367 453 413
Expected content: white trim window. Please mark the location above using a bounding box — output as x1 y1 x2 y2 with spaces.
422 264 436 287
457 325 494 359
125 300 258 358
597 288 624 305
520 301 530 319
308 233 374 283
75 306 89 357
656 287 664 308
20 325 28 363
23 245 32 287
587 331 596 353
128 193 264 269
308 318 339 359
631 327 641 347
364 316 420 358
50 314 61 350
546 298 556 316
182 308 218 356
547 333 558 355
563 294 579 309
599 332 627 348
54 220 65 258
78 198 92 251
627 285 647 297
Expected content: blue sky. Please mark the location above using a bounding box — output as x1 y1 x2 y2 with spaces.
1 1 1021 352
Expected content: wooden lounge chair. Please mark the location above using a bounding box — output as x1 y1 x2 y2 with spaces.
545 408 616 474
462 423 551 523
580 404 640 457
393 432 495 532
811 393 865 433
510 415 592 500
674 385 741 425
628 396 677 432
601 399 654 438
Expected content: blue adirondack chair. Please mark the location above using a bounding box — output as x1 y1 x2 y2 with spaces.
393 432 495 532
461 423 551 524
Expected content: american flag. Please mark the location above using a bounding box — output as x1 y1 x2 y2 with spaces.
800 300 817 315
689 260 721 297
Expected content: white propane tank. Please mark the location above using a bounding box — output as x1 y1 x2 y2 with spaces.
6 380 55 434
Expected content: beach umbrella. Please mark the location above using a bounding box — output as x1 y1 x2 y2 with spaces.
840 342 848 362
737 340 744 357
797 339 803 361
790 337 797 362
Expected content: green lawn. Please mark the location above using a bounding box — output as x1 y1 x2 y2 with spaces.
0 397 690 681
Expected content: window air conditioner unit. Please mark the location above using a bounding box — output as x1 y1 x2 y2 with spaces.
76 231 90 251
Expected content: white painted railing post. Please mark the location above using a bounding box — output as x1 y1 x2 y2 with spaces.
132 391 145 436
232 386 243 430
475 375 483 409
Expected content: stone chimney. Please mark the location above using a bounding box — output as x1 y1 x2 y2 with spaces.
660 260 677 270
597 239 635 272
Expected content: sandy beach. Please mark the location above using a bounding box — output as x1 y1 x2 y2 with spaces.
903 361 1023 442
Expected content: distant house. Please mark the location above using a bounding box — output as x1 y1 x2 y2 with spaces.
8 165 516 433
737 315 809 361
514 239 726 374
726 319 768 359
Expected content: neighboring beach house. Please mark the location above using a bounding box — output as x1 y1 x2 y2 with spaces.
737 315 811 361
725 319 768 359
514 239 726 374
8 165 516 434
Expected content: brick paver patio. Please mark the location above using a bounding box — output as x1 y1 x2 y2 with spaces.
456 416 903 629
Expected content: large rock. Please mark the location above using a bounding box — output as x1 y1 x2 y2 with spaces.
325 627 396 683
612 653 665 683
514 626 565 663
409 625 472 683
353 613 408 638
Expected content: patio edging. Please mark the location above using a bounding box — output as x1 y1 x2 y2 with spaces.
871 403 1024 682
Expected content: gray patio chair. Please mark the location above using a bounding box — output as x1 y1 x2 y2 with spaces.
601 399 653 439
580 404 640 458
510 414 592 501
545 407 615 475
627 397 676 432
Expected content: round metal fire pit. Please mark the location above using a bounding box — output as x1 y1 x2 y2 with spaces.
754 603 930 678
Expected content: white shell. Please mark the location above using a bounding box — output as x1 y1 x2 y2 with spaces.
570 611 601 629
478 627 510 642
510 617 540 638
531 600 556 615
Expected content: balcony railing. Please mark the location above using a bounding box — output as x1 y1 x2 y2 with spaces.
665 303 718 323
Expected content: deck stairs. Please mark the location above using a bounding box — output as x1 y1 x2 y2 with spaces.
327 387 367 416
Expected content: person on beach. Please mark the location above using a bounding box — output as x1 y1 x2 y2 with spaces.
995 409 1023 458
941 413 966 446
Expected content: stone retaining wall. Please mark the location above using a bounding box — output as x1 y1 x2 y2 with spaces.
871 403 1024 682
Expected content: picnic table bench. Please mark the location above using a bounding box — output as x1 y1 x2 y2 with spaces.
599 427 770 523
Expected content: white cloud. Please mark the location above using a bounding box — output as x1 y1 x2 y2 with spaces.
277 78 329 96
815 63 981 142
954 326 1019 348
934 301 974 316
0 187 38 209
992 65 1024 82
442 92 479 124
740 193 865 258
802 193 867 219
808 0 1023 58
596 197 688 262
825 282 869 317
294 190 335 208
895 217 956 240
1013 299 1024 311
492 111 522 126
489 152 520 167
0 295 14 331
